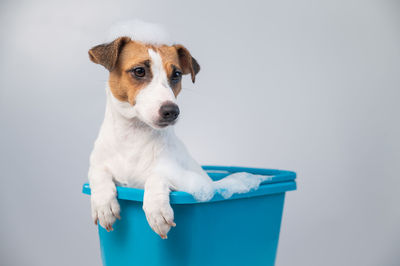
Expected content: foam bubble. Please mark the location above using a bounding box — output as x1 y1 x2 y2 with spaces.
106 19 172 45
190 172 273 202
214 172 272 199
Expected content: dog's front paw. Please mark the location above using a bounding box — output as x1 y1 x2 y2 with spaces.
143 201 176 239
91 194 120 232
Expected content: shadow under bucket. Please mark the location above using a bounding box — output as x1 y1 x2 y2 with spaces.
82 166 297 266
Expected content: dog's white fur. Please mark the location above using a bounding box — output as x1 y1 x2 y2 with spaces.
88 47 213 238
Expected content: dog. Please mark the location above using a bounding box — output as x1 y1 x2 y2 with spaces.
87 23 215 239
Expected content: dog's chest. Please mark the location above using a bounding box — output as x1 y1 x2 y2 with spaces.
108 134 163 188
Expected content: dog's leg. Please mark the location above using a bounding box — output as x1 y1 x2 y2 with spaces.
88 166 120 231
143 175 175 239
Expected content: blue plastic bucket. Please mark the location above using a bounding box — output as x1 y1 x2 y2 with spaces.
82 166 296 266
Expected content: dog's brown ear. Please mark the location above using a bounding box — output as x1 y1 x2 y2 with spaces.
88 36 131 71
173 44 200 83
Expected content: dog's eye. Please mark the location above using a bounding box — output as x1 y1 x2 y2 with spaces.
131 67 145 78
171 70 182 83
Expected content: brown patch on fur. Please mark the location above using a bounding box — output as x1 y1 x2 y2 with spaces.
156 46 184 96
173 44 200 83
89 38 200 105
88 37 131 71
109 41 154 104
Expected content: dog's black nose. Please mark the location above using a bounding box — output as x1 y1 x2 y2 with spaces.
159 103 180 122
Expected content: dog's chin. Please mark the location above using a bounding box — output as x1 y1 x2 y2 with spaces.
136 114 179 130
153 120 178 129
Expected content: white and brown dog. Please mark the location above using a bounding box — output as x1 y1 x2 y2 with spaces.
88 23 214 239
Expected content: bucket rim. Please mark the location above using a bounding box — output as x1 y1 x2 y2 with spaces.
82 165 296 204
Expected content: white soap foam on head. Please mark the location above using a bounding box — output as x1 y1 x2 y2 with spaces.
107 19 172 45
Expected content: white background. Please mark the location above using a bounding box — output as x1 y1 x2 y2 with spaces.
0 0 399 265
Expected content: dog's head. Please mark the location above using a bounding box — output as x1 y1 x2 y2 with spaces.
89 37 200 129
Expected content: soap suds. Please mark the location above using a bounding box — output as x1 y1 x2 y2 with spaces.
213 172 272 199
190 172 273 201
106 19 172 45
